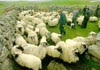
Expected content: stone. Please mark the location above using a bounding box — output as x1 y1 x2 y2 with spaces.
0 47 9 63
47 60 67 70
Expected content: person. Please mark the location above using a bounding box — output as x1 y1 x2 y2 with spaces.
58 10 67 35
81 8 90 28
72 8 79 29
82 5 88 15
95 5 100 17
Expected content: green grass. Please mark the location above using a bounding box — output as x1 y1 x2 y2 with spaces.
47 20 99 41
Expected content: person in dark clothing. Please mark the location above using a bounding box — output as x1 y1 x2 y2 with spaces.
83 5 88 15
81 8 90 28
58 10 67 35
72 8 79 29
95 5 100 17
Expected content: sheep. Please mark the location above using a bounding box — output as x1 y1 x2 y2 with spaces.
13 52 42 70
48 18 58 27
39 27 51 37
77 16 84 25
51 32 62 44
55 39 87 63
36 22 46 30
16 21 25 35
15 34 27 46
32 17 43 25
65 39 87 54
11 45 24 55
85 31 97 46
89 16 98 22
72 36 86 43
26 30 38 45
18 10 31 20
46 45 61 58
22 43 47 60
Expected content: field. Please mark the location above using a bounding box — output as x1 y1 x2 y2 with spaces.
0 0 100 70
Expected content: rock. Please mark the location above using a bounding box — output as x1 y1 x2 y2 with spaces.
47 60 67 70
0 47 9 63
88 45 100 60
0 58 13 70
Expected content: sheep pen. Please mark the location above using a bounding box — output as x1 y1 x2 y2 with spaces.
0 2 100 70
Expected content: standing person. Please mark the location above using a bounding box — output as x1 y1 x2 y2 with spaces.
81 8 90 28
95 5 100 17
58 10 67 35
72 8 79 29
83 5 88 15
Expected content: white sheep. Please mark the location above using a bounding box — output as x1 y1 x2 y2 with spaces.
77 16 84 25
89 16 98 22
55 39 87 63
85 31 97 46
16 21 25 35
26 30 38 45
39 27 51 37
22 42 47 60
46 45 61 58
51 32 62 44
73 36 86 43
48 18 58 27
13 52 42 70
15 34 27 46
11 45 24 55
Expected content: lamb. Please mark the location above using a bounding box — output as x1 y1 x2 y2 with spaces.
89 16 98 22
13 52 42 70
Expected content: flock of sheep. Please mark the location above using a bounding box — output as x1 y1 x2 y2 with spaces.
11 9 100 70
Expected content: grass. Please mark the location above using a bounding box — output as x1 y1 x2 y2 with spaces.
47 20 99 41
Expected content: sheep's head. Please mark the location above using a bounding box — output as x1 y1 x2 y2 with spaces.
76 42 88 55
89 31 97 37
